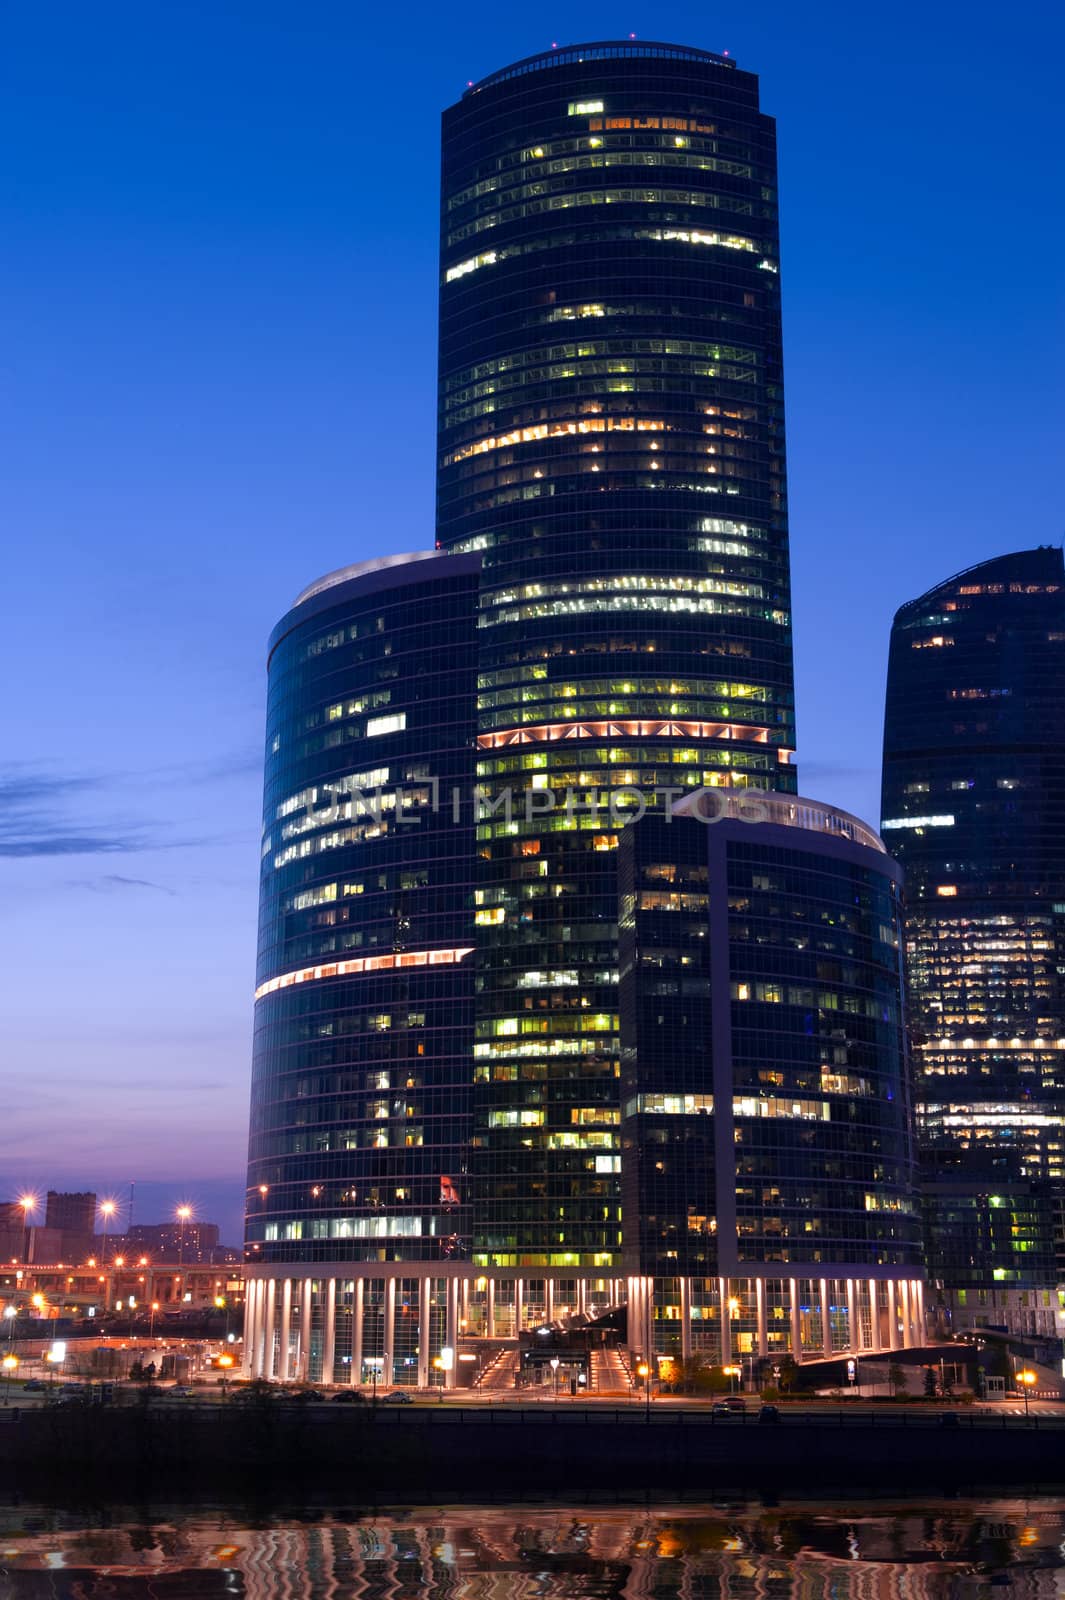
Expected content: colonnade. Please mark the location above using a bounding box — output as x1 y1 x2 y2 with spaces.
243 1267 925 1384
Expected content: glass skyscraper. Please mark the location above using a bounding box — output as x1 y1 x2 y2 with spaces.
243 42 924 1388
619 793 923 1367
438 42 796 1272
881 547 1065 1337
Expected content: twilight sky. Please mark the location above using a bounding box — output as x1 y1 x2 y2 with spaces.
1 0 1061 1245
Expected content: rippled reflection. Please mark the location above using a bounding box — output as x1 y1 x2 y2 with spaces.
2 1504 1063 1599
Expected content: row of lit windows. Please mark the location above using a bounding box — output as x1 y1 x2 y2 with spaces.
444 356 760 413
447 186 760 248
443 226 768 286
447 148 755 209
444 339 758 392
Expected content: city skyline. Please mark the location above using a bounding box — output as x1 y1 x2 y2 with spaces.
2 0 1062 1237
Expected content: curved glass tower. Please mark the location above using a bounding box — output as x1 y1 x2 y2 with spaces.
881 547 1065 1335
619 792 923 1366
245 552 480 1381
437 42 796 1270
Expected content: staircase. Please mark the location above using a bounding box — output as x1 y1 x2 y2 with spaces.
475 1347 519 1392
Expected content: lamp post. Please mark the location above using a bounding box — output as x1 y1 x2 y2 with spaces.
637 1360 650 1420
176 1206 192 1266
550 1355 560 1403
1018 1367 1037 1421
99 1200 116 1265
2 1354 17 1405
18 1196 36 1264
4 1305 16 1351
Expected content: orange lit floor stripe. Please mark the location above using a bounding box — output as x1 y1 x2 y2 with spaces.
255 946 475 1002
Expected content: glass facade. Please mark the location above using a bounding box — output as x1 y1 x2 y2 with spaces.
619 794 921 1285
246 552 480 1267
881 547 1065 1307
438 42 796 1270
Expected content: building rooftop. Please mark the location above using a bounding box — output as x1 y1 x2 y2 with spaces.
672 790 887 854
293 552 438 609
894 546 1065 624
464 40 736 97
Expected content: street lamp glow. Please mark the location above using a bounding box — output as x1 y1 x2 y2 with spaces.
176 1206 192 1221
19 1195 37 1214
1 1356 17 1371
99 1201 116 1219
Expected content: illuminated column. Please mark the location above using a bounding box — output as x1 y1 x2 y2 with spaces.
913 1279 925 1346
546 1279 555 1323
820 1280 832 1360
323 1278 337 1385
460 1276 470 1328
446 1277 459 1388
680 1278 693 1363
352 1278 364 1385
241 1280 257 1376
279 1279 292 1381
719 1278 731 1367
259 1273 271 1376
789 1277 802 1362
300 1278 313 1379
384 1277 396 1385
846 1279 857 1352
417 1277 431 1389
755 1278 768 1360
885 1280 898 1350
868 1279 882 1353
486 1279 495 1339
900 1279 913 1349
577 1278 588 1318
514 1278 524 1338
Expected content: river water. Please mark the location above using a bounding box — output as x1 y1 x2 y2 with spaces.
1 1501 1062 1598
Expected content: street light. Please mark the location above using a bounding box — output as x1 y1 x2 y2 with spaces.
550 1355 560 1403
176 1206 192 1266
2 1354 17 1405
637 1360 651 1420
4 1306 16 1350
99 1201 116 1263
150 1301 160 1342
1018 1368 1037 1420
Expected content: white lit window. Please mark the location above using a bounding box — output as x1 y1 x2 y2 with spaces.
366 713 406 737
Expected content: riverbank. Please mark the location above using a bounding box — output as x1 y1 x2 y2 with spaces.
4 1403 1064 1500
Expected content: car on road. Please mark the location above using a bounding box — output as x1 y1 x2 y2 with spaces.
332 1390 368 1404
938 1411 960 1428
758 1404 781 1425
23 1380 45 1392
711 1402 744 1419
382 1390 414 1404
170 1386 192 1398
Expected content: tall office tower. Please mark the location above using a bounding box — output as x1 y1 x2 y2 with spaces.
438 43 796 1272
244 553 482 1385
882 548 1065 1337
619 793 923 1365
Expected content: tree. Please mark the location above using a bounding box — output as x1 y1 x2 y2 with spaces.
888 1361 906 1397
923 1366 937 1399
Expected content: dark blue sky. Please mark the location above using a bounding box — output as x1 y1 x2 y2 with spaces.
2 0 1061 1243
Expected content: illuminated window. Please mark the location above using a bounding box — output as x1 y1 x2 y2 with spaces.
366 713 406 737
568 99 604 115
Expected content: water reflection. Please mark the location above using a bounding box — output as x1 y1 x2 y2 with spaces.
1 1504 1062 1599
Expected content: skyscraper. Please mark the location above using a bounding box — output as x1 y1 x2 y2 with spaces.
881 548 1065 1337
438 42 795 1272
244 43 918 1388
619 793 922 1364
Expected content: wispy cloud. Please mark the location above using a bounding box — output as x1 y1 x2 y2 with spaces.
0 763 217 860
66 873 177 896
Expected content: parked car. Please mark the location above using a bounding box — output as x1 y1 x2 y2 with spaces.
758 1404 781 1425
331 1390 367 1404
382 1390 414 1404
293 1389 326 1402
23 1380 45 1392
170 1385 192 1398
